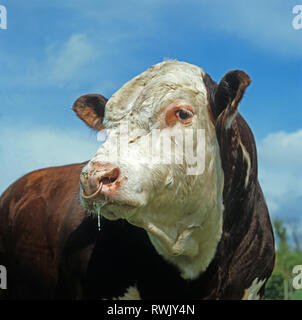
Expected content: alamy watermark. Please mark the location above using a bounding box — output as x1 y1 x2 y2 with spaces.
0 5 7 30
96 122 206 175
292 265 302 290
293 5 302 30
0 265 7 290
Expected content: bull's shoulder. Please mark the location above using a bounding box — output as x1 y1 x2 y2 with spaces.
0 161 88 250
0 161 88 204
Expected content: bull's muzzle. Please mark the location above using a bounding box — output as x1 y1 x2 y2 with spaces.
80 163 121 200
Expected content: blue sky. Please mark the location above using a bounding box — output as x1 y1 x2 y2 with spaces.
0 1 301 233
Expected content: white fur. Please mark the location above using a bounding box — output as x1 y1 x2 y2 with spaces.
113 285 141 300
239 141 251 189
83 60 225 280
242 278 266 300
225 111 238 130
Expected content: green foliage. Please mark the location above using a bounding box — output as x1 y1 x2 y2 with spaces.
265 271 284 300
265 219 302 300
290 289 302 300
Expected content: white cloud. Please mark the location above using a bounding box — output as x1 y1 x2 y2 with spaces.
0 33 98 89
257 129 302 221
0 121 99 194
46 33 96 84
72 0 302 57
1 1 299 93
192 0 302 57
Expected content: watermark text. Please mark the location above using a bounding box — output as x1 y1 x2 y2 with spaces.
96 122 206 175
293 5 302 30
0 5 7 30
293 265 302 290
0 265 7 290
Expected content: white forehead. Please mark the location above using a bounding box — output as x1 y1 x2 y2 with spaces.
104 60 207 125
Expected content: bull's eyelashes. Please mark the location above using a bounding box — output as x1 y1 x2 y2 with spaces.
165 105 194 126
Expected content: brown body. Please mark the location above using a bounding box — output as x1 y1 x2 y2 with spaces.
0 163 88 298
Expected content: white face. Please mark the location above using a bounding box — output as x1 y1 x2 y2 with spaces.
81 60 224 279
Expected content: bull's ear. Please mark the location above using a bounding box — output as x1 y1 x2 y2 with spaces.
73 94 107 130
214 70 251 128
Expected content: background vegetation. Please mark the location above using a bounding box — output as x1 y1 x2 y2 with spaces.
265 219 302 300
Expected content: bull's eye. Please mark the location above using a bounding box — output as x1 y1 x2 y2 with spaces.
175 108 194 123
165 105 194 127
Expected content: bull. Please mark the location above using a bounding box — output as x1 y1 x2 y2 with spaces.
0 60 275 299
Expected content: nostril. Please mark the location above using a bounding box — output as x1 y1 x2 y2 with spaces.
81 182 103 199
101 177 116 184
99 168 120 185
80 165 121 199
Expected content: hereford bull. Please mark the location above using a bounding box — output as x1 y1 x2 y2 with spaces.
0 60 275 299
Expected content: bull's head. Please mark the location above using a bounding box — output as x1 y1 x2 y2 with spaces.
73 60 250 279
